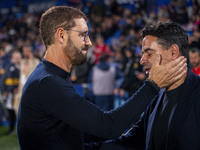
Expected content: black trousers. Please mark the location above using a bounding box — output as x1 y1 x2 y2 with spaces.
7 109 16 132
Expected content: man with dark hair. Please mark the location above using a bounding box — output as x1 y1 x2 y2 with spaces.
189 48 200 75
17 6 186 150
93 22 200 150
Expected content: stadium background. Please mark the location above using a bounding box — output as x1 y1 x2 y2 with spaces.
0 0 199 149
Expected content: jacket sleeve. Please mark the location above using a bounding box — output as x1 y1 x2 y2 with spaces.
101 117 145 150
86 115 146 150
39 75 158 139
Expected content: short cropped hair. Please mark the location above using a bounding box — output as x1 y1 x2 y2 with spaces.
39 6 86 48
190 48 200 55
142 22 189 58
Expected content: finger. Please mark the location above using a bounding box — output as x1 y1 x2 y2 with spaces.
150 52 161 67
154 57 187 88
167 56 186 68
171 58 187 73
172 67 187 83
173 62 187 78
165 58 187 84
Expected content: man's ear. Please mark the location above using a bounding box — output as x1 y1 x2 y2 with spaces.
56 28 68 44
170 44 180 59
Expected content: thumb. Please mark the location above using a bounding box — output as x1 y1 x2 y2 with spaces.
151 52 161 67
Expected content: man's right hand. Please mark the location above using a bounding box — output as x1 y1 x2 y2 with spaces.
148 54 187 88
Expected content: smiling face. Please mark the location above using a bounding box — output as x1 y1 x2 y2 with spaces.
64 18 92 66
140 35 172 75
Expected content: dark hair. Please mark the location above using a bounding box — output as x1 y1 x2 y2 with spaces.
39 6 86 48
190 48 200 56
142 21 189 58
99 53 109 62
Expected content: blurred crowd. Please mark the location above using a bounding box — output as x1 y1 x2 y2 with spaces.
0 0 200 133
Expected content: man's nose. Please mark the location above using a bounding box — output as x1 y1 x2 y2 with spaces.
140 55 147 65
85 37 92 47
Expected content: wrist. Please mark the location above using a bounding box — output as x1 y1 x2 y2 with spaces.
147 77 161 91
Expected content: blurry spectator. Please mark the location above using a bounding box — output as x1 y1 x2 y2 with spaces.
120 47 146 97
3 51 21 134
192 0 200 16
0 101 4 126
86 45 96 67
82 2 92 15
112 50 124 71
158 5 170 21
183 19 195 36
70 62 90 99
91 53 120 111
2 41 13 54
145 11 158 25
16 38 24 53
101 16 116 39
14 45 40 115
194 14 200 29
0 47 11 93
168 4 177 22
189 48 200 75
176 6 189 24
186 0 193 18
94 36 111 64
70 63 90 84
190 28 200 49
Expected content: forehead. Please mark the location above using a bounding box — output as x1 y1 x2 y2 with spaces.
141 35 164 52
73 18 88 31
12 52 21 58
190 51 199 56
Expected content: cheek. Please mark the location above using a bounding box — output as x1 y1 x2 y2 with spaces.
147 60 153 67
160 52 172 65
73 38 84 47
160 58 168 65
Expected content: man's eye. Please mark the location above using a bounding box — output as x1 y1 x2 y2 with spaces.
80 33 85 37
147 53 152 56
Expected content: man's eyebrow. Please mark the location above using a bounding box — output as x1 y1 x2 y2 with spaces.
144 48 155 52
141 48 155 53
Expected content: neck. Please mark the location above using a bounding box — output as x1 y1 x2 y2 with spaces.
166 70 188 91
44 45 72 73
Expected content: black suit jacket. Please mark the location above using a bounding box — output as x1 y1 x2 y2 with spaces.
101 70 200 150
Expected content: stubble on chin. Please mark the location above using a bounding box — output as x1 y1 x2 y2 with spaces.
66 40 87 66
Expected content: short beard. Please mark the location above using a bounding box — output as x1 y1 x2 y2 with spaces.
65 37 87 66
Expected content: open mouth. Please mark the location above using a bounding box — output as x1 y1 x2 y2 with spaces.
144 67 151 75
